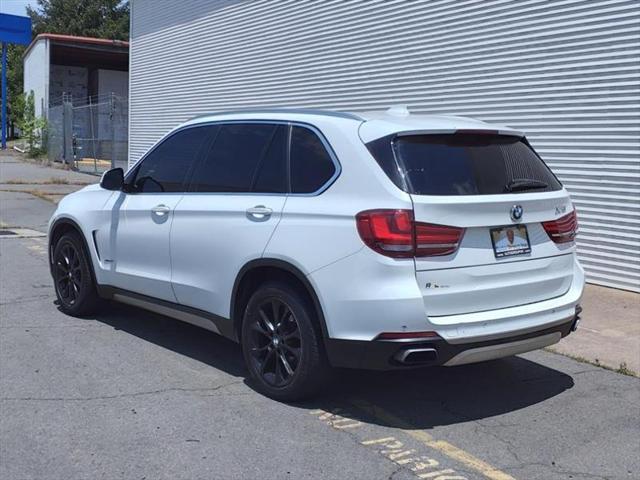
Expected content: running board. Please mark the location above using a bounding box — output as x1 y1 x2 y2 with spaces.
97 285 237 341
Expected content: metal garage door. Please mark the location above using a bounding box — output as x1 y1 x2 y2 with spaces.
129 0 640 292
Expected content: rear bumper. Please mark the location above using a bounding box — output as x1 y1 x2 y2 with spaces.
312 249 585 369
326 316 577 370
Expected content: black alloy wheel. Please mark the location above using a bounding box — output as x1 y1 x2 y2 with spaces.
247 298 302 388
242 282 330 401
54 241 83 307
52 232 99 316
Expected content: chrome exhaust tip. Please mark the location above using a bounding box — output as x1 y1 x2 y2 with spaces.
571 304 583 332
394 347 438 365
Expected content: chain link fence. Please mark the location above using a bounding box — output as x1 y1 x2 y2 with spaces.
48 93 128 175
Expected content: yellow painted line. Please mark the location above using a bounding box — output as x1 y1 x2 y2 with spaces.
420 440 515 480
351 399 516 480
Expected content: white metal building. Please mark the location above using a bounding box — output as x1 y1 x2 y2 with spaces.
129 0 640 292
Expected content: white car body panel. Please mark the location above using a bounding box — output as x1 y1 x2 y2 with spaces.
170 193 287 318
100 192 182 302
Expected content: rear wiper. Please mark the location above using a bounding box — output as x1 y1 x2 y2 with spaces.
504 178 548 192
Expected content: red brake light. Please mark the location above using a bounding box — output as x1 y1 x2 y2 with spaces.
415 223 465 256
542 209 578 244
356 209 465 258
356 209 414 258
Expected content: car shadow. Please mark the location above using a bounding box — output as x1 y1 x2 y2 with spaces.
91 301 574 430
305 356 574 430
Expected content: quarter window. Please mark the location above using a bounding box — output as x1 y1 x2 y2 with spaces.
130 126 211 193
290 126 336 194
189 123 287 193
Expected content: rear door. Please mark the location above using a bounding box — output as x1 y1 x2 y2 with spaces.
170 122 288 318
369 132 577 316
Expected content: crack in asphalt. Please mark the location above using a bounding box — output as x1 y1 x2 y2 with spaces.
0 294 54 306
507 461 610 480
311 407 417 479
435 399 531 469
387 464 405 480
1 324 104 329
0 380 245 402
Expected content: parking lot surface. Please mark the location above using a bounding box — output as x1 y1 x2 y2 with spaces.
1 176 639 480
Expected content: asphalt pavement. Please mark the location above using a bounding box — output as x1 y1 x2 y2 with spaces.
1 155 639 480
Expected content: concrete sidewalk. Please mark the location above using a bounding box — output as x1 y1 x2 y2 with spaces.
0 149 97 204
549 284 640 375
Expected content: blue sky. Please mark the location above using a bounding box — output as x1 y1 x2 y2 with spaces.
0 0 38 16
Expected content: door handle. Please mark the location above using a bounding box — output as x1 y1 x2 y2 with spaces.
151 204 171 216
246 205 273 219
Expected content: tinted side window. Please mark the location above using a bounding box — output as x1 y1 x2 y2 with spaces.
131 127 211 193
252 125 287 193
290 126 336 193
190 123 286 193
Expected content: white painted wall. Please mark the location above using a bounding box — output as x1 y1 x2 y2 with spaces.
130 0 640 292
23 37 49 118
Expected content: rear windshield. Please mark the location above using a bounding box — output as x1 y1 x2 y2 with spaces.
367 133 562 195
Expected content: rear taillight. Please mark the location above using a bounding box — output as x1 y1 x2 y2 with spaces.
356 209 414 258
542 209 578 244
356 209 464 258
415 223 465 256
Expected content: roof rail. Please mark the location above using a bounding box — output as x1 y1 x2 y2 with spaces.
186 108 365 123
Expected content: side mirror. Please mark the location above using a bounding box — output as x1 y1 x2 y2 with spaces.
100 167 124 191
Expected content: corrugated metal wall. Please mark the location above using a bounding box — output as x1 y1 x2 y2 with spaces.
130 0 640 292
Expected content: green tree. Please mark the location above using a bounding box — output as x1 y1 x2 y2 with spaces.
27 0 130 40
17 91 47 157
7 45 26 138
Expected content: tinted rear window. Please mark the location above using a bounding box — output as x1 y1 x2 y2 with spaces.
367 134 562 195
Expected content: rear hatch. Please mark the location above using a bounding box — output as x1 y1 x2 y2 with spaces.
366 131 577 317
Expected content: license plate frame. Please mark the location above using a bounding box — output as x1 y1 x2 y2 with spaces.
490 224 531 258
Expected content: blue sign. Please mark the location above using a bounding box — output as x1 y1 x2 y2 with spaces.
1 13 32 149
0 13 32 45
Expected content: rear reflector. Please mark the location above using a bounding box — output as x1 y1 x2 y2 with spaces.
356 209 464 258
542 209 578 244
376 331 440 340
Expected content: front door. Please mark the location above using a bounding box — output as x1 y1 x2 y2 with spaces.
101 125 213 301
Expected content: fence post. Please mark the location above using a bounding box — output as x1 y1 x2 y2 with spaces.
111 92 116 169
62 100 73 165
88 95 98 173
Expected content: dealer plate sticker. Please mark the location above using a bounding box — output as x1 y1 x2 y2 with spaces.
490 224 531 258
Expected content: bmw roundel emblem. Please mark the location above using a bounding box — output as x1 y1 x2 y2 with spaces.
511 205 524 222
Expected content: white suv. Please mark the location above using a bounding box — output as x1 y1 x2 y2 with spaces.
49 108 584 400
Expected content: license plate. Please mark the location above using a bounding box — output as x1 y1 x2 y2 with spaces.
490 225 531 258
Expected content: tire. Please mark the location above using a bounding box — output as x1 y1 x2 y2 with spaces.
241 281 331 401
52 231 100 317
